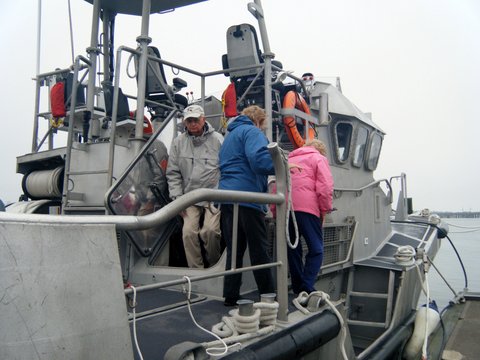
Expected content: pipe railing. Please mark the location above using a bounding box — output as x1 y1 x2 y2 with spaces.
61 55 92 211
31 66 89 153
1 188 282 228
1 143 289 319
334 178 393 204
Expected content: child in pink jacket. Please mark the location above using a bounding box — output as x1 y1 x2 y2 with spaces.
288 139 334 294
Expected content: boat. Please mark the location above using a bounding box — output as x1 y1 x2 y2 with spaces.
0 1 469 359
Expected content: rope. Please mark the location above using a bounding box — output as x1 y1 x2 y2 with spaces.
280 147 299 250
292 291 311 315
421 272 430 359
421 251 434 359
292 291 348 360
394 245 416 266
126 53 137 79
392 220 469 290
36 0 42 76
67 0 75 64
205 325 275 349
50 117 64 129
212 308 261 336
212 313 237 338
220 95 228 132
448 228 480 234
444 222 480 230
129 285 144 360
415 264 428 296
254 301 279 326
427 256 458 297
212 300 278 338
233 308 261 334
182 276 232 357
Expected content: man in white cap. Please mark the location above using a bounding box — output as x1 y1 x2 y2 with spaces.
166 104 224 268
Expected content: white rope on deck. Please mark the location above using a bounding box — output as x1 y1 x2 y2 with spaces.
292 291 348 360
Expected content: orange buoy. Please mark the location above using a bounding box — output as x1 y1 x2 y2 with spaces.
282 90 315 148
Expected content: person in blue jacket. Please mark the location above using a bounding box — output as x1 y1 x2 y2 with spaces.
219 105 275 306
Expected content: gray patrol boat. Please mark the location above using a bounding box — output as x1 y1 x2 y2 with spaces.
1 1 464 359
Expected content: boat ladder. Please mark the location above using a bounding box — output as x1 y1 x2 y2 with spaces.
345 266 396 329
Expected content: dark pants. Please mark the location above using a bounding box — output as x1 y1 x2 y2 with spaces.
222 204 275 300
288 211 324 294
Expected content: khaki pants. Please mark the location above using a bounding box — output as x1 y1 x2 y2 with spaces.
182 205 221 268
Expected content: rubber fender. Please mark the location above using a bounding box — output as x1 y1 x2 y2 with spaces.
164 341 208 360
223 310 340 360
403 302 440 359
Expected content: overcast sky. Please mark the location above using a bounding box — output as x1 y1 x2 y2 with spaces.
0 0 479 211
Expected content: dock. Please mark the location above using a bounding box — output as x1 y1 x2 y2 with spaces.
442 292 480 359
431 292 480 360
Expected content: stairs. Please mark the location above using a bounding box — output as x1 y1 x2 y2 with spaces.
346 266 396 329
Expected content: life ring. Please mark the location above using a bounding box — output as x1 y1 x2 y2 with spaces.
282 90 315 148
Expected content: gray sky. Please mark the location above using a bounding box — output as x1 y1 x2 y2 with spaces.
1 0 479 211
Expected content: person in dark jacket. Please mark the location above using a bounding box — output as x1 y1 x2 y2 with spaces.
219 105 275 306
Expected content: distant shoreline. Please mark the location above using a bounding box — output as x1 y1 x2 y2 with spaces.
434 212 480 218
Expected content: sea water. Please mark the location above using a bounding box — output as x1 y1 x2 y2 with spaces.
424 218 480 310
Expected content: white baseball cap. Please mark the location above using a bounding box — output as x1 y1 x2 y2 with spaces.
183 104 205 120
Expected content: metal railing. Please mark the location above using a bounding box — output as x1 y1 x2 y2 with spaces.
334 178 393 204
1 143 291 321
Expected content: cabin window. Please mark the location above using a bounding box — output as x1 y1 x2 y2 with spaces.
352 126 369 167
366 132 383 170
334 122 353 163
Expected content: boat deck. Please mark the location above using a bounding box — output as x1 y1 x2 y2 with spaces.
442 292 480 360
127 288 301 359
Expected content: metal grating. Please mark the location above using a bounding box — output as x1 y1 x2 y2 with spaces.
319 224 354 267
265 219 354 267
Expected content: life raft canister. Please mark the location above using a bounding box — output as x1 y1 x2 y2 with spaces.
282 90 315 149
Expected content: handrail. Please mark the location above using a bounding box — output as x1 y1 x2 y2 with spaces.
1 143 289 319
123 262 282 296
61 55 92 212
390 173 408 220
334 178 393 203
31 65 89 152
1 188 282 227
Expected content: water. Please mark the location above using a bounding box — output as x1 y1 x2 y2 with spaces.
426 218 480 310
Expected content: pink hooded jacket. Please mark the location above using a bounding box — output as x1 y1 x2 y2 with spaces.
288 146 334 218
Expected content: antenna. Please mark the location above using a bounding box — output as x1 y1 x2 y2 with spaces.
336 77 342 93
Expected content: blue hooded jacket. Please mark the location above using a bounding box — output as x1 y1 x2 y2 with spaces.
219 115 274 212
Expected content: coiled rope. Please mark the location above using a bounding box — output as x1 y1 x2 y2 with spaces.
392 220 468 290
212 300 278 338
394 245 416 266
255 301 279 326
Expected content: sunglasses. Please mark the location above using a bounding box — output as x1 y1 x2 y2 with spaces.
185 117 202 124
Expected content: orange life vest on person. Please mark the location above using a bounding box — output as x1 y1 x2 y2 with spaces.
282 90 315 148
